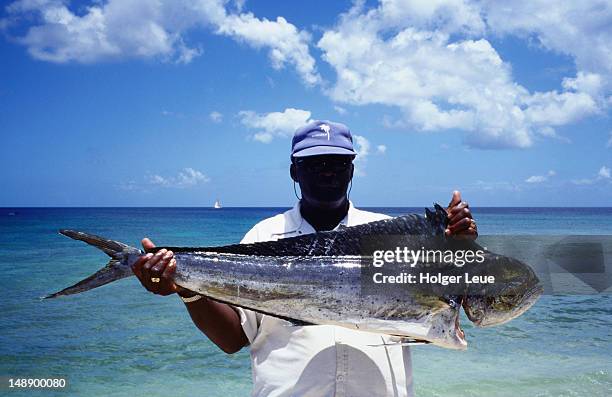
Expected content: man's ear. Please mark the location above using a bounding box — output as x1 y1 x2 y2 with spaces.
290 163 297 182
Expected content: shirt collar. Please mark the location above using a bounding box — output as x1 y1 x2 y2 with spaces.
285 200 354 234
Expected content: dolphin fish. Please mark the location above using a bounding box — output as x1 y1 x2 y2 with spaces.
46 204 542 349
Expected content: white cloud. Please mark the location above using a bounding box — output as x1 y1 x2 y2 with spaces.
318 0 609 149
353 135 371 157
523 89 599 126
231 0 246 13
571 178 595 186
571 166 611 185
209 111 223 123
5 0 610 149
119 167 209 191
117 180 142 191
482 1 612 94
352 134 371 177
378 0 486 36
4 0 186 63
525 170 556 183
148 167 210 188
217 13 321 85
239 108 312 143
161 109 184 118
334 105 347 115
352 135 386 176
525 175 546 184
471 179 522 192
3 0 320 84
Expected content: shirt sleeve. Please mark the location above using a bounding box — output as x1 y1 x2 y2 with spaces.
240 223 260 244
235 224 264 345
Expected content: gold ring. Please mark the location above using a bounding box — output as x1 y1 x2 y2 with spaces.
151 277 161 283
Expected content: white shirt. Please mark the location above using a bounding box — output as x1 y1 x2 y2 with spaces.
236 202 415 397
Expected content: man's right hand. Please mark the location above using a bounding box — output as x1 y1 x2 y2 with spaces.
131 238 190 296
132 239 247 353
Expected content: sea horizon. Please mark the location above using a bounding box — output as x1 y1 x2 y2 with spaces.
3 206 612 209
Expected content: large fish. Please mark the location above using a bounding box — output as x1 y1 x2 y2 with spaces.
45 205 542 350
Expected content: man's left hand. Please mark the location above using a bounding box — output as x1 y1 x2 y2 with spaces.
445 190 478 239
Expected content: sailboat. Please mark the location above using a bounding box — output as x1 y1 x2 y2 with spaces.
213 199 222 209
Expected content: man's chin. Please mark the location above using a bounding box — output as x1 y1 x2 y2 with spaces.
306 196 347 209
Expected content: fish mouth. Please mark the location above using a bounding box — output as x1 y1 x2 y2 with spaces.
508 283 544 319
467 283 544 328
526 283 545 300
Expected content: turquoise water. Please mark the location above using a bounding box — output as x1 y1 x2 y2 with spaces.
1 207 611 396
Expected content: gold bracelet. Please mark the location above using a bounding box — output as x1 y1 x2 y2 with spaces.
180 294 203 303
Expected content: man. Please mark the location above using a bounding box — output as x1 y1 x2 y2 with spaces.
131 120 477 396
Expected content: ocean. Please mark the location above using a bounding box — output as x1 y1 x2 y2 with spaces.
1 207 611 396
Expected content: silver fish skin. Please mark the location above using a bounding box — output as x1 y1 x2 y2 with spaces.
46 204 542 350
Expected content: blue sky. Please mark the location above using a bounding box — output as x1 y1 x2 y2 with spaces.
1 0 610 207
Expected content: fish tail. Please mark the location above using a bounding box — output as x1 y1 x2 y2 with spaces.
43 230 141 299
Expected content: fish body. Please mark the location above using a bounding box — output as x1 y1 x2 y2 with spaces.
47 204 542 350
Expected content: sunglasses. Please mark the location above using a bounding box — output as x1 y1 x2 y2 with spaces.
294 157 353 173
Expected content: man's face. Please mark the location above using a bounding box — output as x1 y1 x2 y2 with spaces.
292 154 354 207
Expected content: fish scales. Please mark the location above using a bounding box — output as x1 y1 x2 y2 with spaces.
47 204 542 350
172 251 466 348
161 211 443 257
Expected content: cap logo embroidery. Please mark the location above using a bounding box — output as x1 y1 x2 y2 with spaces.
319 124 331 140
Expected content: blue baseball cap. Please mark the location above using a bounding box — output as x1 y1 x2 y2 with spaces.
291 120 357 158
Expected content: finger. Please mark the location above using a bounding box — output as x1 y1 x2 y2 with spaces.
151 251 173 278
462 228 478 237
162 258 180 294
448 201 469 215
447 190 462 209
153 255 176 296
143 249 167 274
455 226 478 240
446 219 478 237
448 217 472 234
142 238 156 253
131 254 152 280
142 249 167 291
150 258 171 295
162 258 177 279
450 231 477 240
449 207 472 225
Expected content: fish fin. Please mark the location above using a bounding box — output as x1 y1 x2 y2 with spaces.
425 203 449 235
433 202 448 219
425 207 435 219
367 337 432 347
288 319 314 326
43 230 140 299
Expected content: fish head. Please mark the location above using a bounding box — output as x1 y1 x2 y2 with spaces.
462 254 544 327
463 281 543 327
